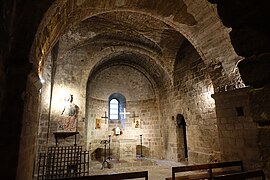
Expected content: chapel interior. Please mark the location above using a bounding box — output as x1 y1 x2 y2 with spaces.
1 0 270 180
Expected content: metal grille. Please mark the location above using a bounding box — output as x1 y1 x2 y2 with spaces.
37 146 89 179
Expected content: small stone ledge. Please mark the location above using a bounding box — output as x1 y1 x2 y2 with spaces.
212 86 270 126
211 86 251 100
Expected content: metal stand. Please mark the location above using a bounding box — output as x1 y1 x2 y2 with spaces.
100 140 111 169
139 134 143 158
108 135 111 160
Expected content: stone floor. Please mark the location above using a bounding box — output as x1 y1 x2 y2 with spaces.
89 158 188 180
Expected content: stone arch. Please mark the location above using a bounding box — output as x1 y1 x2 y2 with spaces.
56 28 174 92
51 43 172 141
84 50 164 157
52 40 172 114
176 114 188 160
171 38 219 163
30 0 241 88
85 47 172 96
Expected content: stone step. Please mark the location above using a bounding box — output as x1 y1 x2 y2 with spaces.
111 158 156 168
89 158 156 170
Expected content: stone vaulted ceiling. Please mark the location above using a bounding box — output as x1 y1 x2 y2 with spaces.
60 11 185 52
58 11 187 86
32 0 243 89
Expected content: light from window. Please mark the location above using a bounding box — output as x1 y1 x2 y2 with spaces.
110 99 119 119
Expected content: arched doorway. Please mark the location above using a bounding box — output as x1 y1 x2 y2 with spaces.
176 114 188 161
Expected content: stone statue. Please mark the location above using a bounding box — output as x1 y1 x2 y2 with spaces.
58 94 79 132
61 95 78 116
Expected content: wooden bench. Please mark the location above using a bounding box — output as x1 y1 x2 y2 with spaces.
54 171 148 180
166 160 243 180
213 170 265 180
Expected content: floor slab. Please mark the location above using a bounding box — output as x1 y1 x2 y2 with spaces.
89 158 188 180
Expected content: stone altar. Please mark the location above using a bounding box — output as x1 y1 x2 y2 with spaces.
112 139 137 161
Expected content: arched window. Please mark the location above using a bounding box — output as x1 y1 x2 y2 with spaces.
108 93 126 122
109 98 119 120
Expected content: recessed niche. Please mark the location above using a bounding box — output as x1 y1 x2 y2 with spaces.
235 107 244 116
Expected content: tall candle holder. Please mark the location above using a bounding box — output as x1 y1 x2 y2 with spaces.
140 134 143 159
100 140 111 169
108 135 111 160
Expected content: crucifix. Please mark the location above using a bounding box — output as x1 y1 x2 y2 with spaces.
120 108 130 119
101 111 108 124
130 111 139 123
119 108 130 130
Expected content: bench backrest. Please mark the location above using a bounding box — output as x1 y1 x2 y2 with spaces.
172 164 209 179
208 160 244 177
213 170 265 180
172 161 243 180
209 160 243 170
55 171 148 180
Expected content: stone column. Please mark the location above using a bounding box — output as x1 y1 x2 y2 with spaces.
16 71 42 180
0 62 32 180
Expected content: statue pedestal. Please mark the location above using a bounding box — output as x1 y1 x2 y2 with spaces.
53 131 79 146
112 139 136 161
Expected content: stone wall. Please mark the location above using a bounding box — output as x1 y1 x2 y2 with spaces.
87 97 160 160
86 97 109 156
258 128 270 179
86 63 161 159
89 65 155 101
37 49 87 149
212 87 261 170
249 86 270 178
163 40 220 163
127 100 161 158
212 86 270 178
